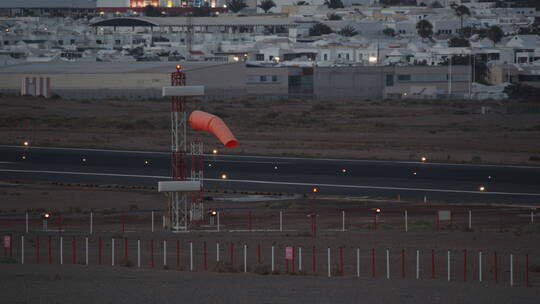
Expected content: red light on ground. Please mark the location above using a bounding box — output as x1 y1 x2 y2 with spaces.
312 187 318 193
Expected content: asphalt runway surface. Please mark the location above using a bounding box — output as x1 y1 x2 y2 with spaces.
1 145 540 204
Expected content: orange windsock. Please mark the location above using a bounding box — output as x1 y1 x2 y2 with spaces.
188 110 238 148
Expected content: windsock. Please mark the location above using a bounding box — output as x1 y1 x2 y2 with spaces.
188 110 238 148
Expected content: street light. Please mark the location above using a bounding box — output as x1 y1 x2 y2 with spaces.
312 187 318 193
23 141 29 146
341 168 347 173
421 156 427 162
212 149 218 155
479 186 486 192
221 173 228 180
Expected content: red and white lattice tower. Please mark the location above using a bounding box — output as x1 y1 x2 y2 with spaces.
169 64 189 231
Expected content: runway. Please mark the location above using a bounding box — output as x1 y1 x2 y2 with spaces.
1 145 540 204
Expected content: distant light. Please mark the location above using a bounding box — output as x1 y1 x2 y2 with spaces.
210 210 217 216
312 187 318 193
232 56 239 62
212 149 218 155
144 160 149 165
274 165 278 170
403 92 408 96
175 64 182 70
421 156 427 162
412 171 417 175
208 163 212 167
223 4 227 8
341 168 347 173
375 208 381 213
23 141 29 146
99 11 104 15
43 212 51 219
82 158 86 162
221 173 228 179
488 175 492 179
274 56 280 62
21 155 26 160
479 186 486 192
368 56 378 63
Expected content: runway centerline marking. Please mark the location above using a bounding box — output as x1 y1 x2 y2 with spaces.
1 168 539 197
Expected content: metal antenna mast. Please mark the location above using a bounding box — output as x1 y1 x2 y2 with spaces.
170 64 188 231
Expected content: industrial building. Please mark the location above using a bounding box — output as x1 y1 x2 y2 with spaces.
0 0 97 17
0 62 471 100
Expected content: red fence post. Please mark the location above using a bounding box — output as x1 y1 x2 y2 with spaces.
494 251 498 283
203 241 208 271
401 248 405 278
371 248 376 278
463 249 468 282
339 247 344 276
48 236 52 264
312 246 316 273
431 249 435 279
98 237 102 265
124 238 128 259
150 239 154 268
176 240 180 269
525 254 529 288
257 243 261 264
72 237 76 264
36 236 40 264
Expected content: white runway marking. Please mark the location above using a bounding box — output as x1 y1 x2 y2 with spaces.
1 168 539 197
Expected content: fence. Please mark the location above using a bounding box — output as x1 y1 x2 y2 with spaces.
0 208 536 234
1 234 536 288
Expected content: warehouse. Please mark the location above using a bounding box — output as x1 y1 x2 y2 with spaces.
0 0 97 17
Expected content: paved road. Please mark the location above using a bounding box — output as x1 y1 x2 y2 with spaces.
1 145 540 204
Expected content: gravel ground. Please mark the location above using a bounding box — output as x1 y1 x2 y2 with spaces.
0 264 538 304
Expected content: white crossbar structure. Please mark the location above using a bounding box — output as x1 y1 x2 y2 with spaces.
21 77 51 98
162 86 205 97
158 181 201 192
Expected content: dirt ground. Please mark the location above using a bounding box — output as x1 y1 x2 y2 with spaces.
1 95 540 165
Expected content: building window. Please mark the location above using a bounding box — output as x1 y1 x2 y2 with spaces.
323 54 328 61
260 75 267 82
397 74 411 81
272 75 278 82
386 75 394 86
256 54 264 61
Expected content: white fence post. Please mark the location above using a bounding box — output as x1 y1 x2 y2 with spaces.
85 237 88 265
243 244 247 273
479 251 482 282
298 247 302 272
60 237 63 265
90 212 93 235
356 248 360 277
111 238 115 266
216 242 220 262
405 210 408 232
416 250 420 280
342 210 345 232
510 254 514 287
21 236 24 264
279 211 283 232
151 211 154 232
137 239 141 268
271 246 275 272
327 247 331 277
447 250 451 282
386 249 390 279
163 240 167 267
531 210 535 224
468 210 472 230
190 242 193 271
25 213 29 233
